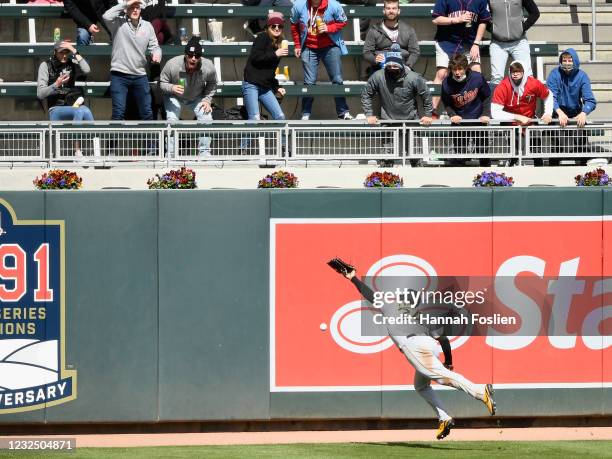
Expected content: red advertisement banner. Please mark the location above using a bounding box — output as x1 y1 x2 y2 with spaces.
271 218 611 391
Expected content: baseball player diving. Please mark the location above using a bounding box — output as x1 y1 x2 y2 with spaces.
328 258 496 440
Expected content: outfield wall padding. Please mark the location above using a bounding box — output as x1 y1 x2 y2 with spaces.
0 189 609 423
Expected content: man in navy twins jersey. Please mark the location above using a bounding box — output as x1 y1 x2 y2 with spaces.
431 0 490 113
441 53 492 166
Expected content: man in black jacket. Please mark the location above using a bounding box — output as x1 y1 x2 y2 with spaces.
362 0 420 77
64 0 115 46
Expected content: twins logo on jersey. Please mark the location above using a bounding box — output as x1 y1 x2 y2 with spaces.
0 200 76 413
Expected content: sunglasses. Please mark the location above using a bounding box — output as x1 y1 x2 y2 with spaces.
186 53 201 59
269 24 283 30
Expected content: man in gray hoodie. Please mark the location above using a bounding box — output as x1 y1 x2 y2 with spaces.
103 0 161 120
488 0 540 87
361 49 432 166
160 37 218 157
362 0 420 77
361 49 433 125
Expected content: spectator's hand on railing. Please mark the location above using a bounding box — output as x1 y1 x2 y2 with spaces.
557 110 569 127
479 116 490 124
366 115 378 125
88 24 100 34
420 116 433 126
576 112 587 128
450 115 462 124
514 114 530 125
541 114 553 124
171 85 184 96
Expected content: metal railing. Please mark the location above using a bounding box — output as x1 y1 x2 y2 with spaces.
525 122 612 161
0 121 610 166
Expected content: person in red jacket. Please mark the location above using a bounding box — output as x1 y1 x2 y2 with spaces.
492 61 552 165
290 0 353 120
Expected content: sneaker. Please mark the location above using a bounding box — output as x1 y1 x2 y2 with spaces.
339 112 353 120
483 384 496 415
301 114 310 121
436 418 454 440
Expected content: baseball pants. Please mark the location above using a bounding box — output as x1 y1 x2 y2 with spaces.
396 335 487 421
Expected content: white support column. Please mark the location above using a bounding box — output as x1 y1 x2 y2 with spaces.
28 18 36 44
192 18 200 36
352 18 360 42
536 56 544 82
214 57 222 82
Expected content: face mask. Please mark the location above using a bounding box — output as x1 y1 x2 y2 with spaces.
452 73 466 82
385 67 402 79
561 63 574 73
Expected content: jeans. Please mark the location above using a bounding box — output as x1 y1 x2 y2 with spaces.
242 81 285 121
164 96 213 157
49 105 94 122
301 46 349 117
76 27 92 46
110 71 153 120
490 38 532 86
240 81 285 150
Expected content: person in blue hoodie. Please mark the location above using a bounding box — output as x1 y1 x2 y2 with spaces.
546 48 597 165
441 54 492 166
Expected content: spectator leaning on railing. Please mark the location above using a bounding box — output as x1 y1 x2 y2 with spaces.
103 0 161 120
488 0 540 88
160 37 216 156
160 37 217 122
290 0 353 120
63 0 115 46
37 40 94 122
431 0 491 116
361 48 433 126
362 0 419 77
545 48 597 166
492 60 552 166
441 53 491 167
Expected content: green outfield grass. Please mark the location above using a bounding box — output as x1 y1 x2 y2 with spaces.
0 441 611 459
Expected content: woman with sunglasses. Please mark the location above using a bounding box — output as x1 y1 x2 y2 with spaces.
242 12 288 122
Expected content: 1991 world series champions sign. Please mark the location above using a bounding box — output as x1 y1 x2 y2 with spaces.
0 200 76 413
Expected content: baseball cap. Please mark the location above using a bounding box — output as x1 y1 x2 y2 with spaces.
53 41 71 52
267 12 284 26
185 36 202 57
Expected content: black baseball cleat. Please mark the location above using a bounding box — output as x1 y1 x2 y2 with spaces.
483 384 496 415
436 418 454 440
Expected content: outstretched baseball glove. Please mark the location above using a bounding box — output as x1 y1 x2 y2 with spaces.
327 258 355 276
